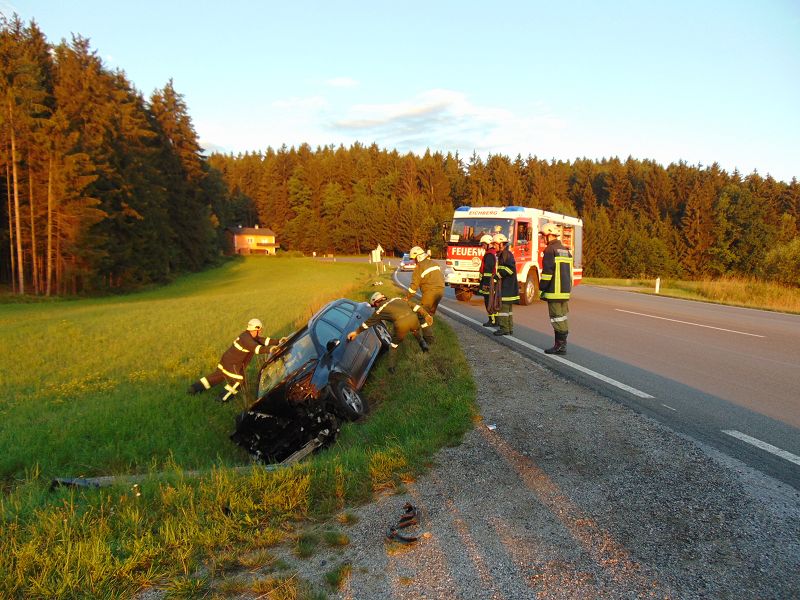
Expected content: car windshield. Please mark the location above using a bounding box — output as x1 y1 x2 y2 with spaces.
258 332 318 395
450 218 513 243
402 254 410 261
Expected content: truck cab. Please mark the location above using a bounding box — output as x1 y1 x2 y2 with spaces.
444 206 582 305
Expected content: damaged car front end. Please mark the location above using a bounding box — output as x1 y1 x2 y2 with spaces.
230 298 391 463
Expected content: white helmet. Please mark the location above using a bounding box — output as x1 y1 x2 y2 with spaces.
369 292 387 307
246 318 263 331
479 234 493 245
492 233 508 245
541 223 561 237
409 246 426 260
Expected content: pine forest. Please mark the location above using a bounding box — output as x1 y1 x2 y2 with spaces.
2 17 798 296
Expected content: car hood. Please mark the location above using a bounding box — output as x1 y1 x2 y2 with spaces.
251 358 320 417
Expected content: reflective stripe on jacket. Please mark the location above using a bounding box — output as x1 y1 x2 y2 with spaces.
478 249 497 295
219 331 276 373
408 257 445 295
360 297 431 332
496 248 520 303
539 240 573 300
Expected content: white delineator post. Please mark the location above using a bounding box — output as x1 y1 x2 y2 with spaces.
655 277 661 294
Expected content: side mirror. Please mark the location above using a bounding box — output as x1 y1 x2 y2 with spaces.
326 339 340 353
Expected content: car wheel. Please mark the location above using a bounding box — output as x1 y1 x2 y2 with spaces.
373 322 393 351
332 379 368 421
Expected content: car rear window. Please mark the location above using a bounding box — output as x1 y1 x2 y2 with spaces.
321 307 353 330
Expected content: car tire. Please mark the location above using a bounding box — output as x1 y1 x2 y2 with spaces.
373 322 393 351
332 379 368 421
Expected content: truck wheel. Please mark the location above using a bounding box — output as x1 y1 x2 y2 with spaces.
332 380 368 421
519 272 539 306
454 287 473 302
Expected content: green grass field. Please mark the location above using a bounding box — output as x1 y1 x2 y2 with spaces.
0 257 380 480
0 257 476 598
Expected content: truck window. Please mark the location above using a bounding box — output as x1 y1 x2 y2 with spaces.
451 218 513 243
516 221 531 245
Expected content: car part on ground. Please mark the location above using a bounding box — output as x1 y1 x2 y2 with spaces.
386 503 421 543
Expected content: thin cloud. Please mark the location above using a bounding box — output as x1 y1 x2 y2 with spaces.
330 89 566 157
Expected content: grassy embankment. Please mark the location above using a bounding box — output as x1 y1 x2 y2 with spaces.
0 257 476 599
583 276 800 314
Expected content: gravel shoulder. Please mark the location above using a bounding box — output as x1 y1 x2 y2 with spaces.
293 314 800 599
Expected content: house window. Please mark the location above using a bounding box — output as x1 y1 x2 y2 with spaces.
247 237 254 244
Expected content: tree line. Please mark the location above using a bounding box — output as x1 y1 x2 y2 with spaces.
0 16 235 295
2 16 798 296
210 144 799 286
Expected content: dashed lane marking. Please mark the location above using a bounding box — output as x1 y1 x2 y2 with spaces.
661 404 677 411
615 309 765 338
722 430 800 466
435 303 655 399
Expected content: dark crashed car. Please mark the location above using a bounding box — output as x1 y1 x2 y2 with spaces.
230 298 392 463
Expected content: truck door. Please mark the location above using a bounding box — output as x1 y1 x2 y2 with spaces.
514 219 532 273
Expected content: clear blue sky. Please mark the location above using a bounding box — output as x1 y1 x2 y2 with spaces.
6 0 800 183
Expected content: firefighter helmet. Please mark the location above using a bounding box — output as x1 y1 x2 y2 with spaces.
409 246 426 260
492 233 508 245
246 318 263 331
541 223 561 237
479 234 493 245
369 292 387 307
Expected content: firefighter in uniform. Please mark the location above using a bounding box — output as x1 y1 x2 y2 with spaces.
477 234 498 327
493 233 520 336
187 318 283 401
539 223 573 354
347 292 432 372
404 246 444 344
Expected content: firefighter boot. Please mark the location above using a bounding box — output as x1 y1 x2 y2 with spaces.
494 313 511 336
544 332 567 355
187 382 204 395
413 330 430 352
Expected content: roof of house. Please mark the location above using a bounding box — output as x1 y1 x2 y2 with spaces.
227 226 276 236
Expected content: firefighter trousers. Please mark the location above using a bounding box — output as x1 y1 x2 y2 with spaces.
418 288 444 342
547 300 569 335
197 363 245 402
388 315 425 369
496 302 514 334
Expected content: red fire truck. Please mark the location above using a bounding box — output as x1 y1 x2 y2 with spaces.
444 205 583 304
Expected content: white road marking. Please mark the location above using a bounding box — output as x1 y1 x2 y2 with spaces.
722 430 800 466
615 309 765 338
661 404 677 411
435 303 655 399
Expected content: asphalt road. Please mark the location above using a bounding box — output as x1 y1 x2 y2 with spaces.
393 269 800 489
